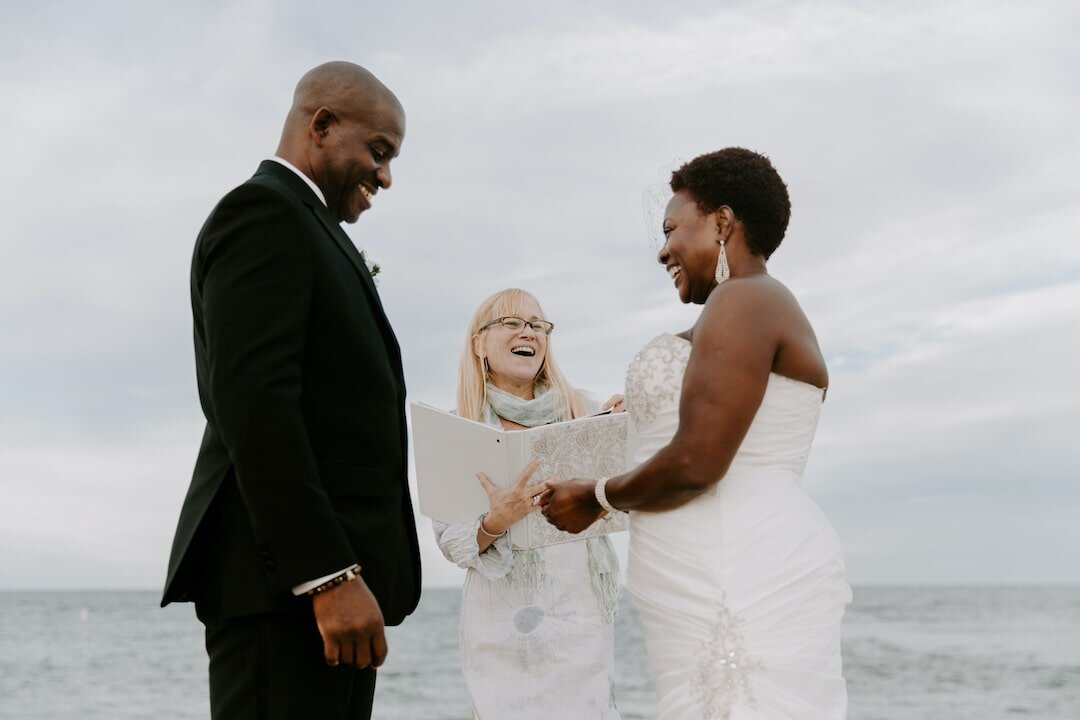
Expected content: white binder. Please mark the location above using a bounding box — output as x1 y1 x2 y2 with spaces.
410 402 631 549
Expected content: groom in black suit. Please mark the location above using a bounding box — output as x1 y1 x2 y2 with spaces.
162 62 420 719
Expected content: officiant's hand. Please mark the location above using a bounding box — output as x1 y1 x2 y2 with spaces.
312 575 387 670
602 394 627 413
540 477 603 533
475 458 549 549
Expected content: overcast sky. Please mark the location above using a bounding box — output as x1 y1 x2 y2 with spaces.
2 0 1077 590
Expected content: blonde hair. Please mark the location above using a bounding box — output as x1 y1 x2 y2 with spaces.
456 288 588 422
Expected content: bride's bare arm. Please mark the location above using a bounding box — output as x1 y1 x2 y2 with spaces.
542 279 781 528
609 280 776 510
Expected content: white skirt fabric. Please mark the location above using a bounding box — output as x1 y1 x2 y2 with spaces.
433 520 621 719
625 334 851 719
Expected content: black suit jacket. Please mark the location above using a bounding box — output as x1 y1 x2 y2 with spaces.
162 161 420 624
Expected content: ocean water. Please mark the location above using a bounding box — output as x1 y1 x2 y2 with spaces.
1 586 1077 719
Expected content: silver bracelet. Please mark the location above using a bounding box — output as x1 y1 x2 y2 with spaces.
478 514 507 539
594 477 622 514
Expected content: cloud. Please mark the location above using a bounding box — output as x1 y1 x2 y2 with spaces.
1 0 1077 588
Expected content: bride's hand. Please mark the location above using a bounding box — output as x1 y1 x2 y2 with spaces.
539 478 603 533
476 458 549 535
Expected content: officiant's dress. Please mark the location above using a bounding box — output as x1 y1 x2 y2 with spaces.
625 333 851 719
433 527 620 719
432 391 620 719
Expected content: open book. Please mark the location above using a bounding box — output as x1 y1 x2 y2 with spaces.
410 402 631 549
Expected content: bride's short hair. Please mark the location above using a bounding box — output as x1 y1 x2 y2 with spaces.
671 147 791 259
456 288 587 423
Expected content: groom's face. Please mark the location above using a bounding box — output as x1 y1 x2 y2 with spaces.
313 95 405 223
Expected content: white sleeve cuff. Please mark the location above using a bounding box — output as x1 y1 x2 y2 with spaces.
292 567 353 596
432 518 514 580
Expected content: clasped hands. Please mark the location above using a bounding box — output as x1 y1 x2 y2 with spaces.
478 462 603 536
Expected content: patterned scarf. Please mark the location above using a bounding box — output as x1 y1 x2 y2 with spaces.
484 382 562 427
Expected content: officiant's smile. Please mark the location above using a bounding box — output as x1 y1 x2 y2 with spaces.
474 302 553 400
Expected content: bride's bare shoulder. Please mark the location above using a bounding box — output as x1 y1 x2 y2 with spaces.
693 274 789 332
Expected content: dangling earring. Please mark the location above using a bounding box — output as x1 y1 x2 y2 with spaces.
482 357 490 377
714 238 730 285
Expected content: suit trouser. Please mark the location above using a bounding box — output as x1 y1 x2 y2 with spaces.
203 611 376 720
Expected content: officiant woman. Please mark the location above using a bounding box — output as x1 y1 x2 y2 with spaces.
432 288 624 719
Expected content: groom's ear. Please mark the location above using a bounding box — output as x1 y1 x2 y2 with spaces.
310 107 336 145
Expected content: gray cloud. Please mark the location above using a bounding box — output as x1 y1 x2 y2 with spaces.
1 0 1077 588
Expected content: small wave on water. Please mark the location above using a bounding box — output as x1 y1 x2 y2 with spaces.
0 586 1077 719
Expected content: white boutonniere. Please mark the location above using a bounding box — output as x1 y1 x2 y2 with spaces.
359 250 381 282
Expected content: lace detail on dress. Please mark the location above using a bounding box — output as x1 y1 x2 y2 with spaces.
510 548 556 669
625 334 691 426
693 594 760 719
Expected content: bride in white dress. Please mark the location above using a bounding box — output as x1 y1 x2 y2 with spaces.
543 148 850 719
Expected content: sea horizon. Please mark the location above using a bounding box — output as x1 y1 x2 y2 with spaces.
2 585 1078 719
4 581 1078 592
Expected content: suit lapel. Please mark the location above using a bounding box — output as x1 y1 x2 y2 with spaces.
251 162 403 369
310 204 384 310
310 204 403 364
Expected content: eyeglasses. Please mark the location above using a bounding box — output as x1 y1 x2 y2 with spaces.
478 316 555 336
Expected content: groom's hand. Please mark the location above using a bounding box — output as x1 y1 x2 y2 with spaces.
311 575 387 669
540 478 603 533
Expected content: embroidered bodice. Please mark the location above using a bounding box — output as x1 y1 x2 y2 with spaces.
625 333 824 478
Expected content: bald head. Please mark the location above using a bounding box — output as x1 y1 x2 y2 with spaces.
289 62 400 128
276 62 406 223
279 62 402 150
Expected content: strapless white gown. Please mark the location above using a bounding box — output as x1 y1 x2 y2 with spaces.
625 333 851 719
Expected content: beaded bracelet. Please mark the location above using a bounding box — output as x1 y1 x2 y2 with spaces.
478 514 507 539
305 564 362 596
594 477 623 514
